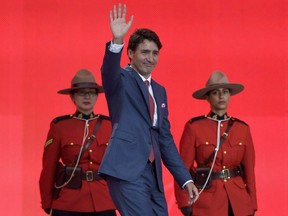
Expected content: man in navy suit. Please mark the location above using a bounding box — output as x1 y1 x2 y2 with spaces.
99 3 199 216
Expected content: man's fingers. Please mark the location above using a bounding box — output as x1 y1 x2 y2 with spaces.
188 195 198 204
122 4 127 19
127 15 134 28
117 3 122 18
110 4 127 20
188 195 194 205
193 187 199 200
192 190 199 202
187 185 199 204
109 10 113 22
113 4 117 19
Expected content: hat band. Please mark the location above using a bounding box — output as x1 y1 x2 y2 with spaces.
206 83 228 87
72 82 98 88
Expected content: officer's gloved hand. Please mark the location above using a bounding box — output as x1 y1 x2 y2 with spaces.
180 206 192 216
44 208 51 215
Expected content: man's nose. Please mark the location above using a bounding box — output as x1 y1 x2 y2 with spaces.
146 53 153 62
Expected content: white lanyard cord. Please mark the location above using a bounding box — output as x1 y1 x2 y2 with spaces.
55 120 89 189
198 120 222 195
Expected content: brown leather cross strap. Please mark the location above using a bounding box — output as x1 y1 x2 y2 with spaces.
73 117 103 164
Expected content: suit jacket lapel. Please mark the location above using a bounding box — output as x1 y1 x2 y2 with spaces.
125 66 151 123
151 80 163 129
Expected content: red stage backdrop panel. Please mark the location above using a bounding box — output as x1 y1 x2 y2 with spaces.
1 0 287 215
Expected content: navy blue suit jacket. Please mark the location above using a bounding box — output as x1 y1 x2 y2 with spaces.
99 42 191 192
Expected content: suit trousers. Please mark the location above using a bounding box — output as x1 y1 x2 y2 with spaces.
106 162 168 216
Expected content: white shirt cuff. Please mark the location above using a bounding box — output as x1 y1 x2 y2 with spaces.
109 41 124 53
182 180 194 189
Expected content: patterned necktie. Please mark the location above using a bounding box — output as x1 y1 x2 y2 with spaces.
145 80 155 162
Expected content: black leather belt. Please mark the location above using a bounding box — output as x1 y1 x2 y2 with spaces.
82 171 102 181
212 167 241 180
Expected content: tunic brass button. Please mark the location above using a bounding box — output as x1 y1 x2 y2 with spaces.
205 141 209 145
239 142 242 145
223 151 227 154
220 124 223 127
89 149 92 153
70 142 74 145
223 166 226 169
90 162 93 165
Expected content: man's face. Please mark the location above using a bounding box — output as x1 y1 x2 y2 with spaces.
128 39 159 79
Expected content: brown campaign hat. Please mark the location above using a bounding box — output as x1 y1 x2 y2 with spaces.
192 71 244 99
57 69 104 94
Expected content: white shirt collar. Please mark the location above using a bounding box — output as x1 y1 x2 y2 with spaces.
138 73 151 83
129 65 151 83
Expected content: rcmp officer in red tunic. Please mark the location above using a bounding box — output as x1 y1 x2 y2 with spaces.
39 69 116 216
174 71 257 216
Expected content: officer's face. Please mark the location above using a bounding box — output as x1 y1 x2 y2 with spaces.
128 39 159 79
206 88 230 114
71 88 98 114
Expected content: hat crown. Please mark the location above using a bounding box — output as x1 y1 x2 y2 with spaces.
206 71 229 87
57 68 104 95
71 69 96 85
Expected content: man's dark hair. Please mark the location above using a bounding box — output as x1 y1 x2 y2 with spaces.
127 28 162 53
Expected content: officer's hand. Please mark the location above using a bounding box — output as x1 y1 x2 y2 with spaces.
180 206 192 216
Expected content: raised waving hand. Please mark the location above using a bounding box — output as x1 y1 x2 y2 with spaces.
110 3 134 44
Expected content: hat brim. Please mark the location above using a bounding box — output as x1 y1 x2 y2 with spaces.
192 83 244 99
57 85 104 95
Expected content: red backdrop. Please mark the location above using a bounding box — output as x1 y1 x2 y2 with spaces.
1 0 287 215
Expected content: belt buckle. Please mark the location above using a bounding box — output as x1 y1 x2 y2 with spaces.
86 171 94 181
221 169 230 180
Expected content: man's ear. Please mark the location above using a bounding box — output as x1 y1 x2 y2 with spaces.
128 49 133 59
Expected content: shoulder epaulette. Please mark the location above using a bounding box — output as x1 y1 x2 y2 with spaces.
232 117 248 126
98 114 110 121
52 115 72 124
189 115 206 124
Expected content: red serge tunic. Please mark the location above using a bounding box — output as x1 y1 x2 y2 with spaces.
39 112 115 212
175 113 257 216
